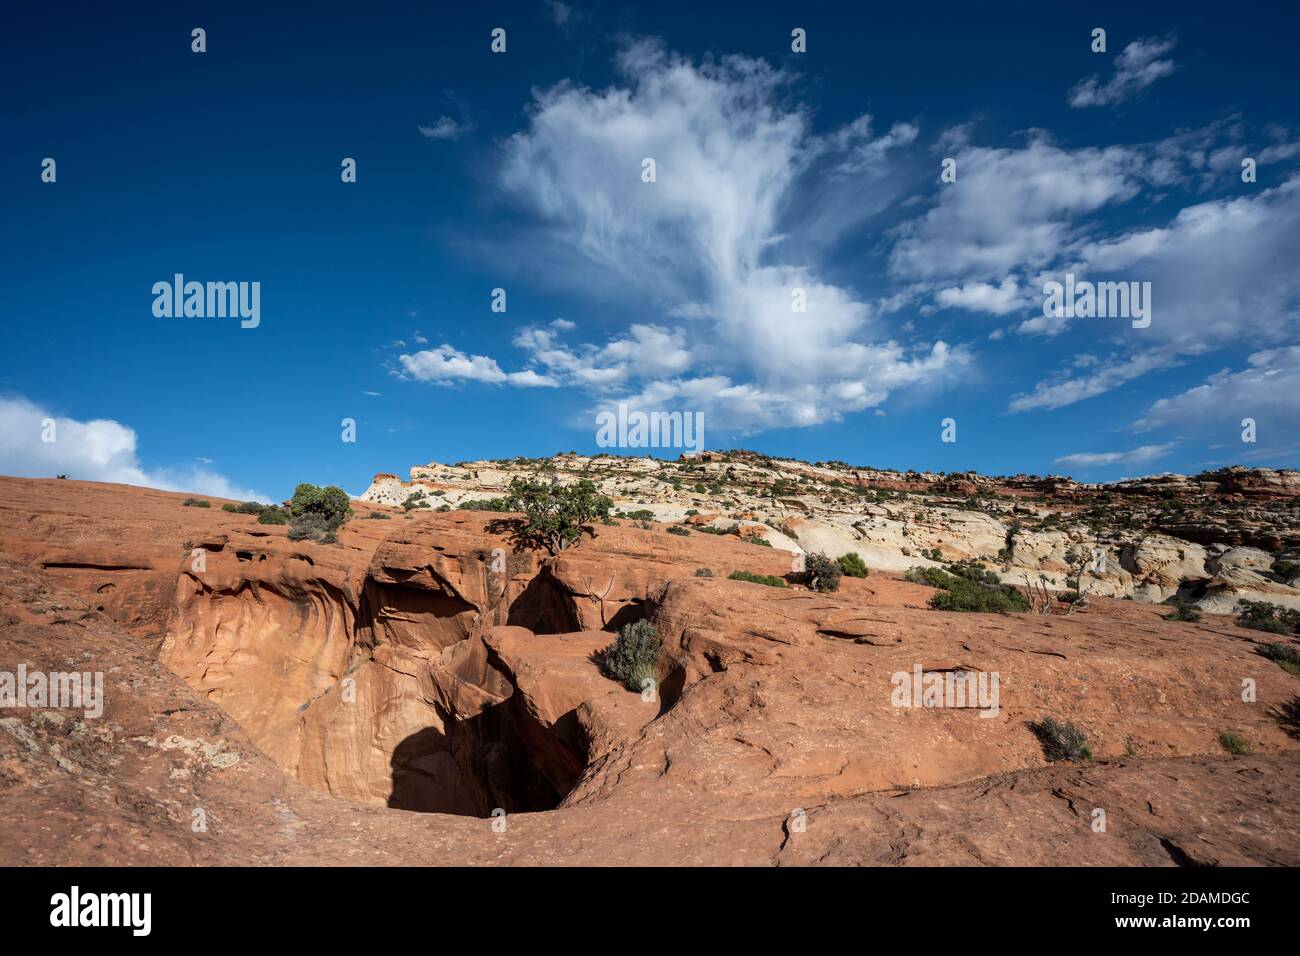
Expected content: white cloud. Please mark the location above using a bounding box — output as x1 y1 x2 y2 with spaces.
1069 37 1178 108
406 41 967 432
1055 442 1177 470
934 277 1024 315
1057 175 1300 351
418 117 469 140
1133 347 1300 432
398 345 509 385
889 137 1143 283
1008 351 1176 413
397 344 560 388
0 395 267 501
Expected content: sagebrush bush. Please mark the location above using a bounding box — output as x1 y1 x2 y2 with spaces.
728 570 788 588
257 508 289 525
694 567 713 577
837 552 869 578
1030 717 1092 762
667 525 691 536
182 498 210 508
602 619 662 692
801 552 842 592
365 511 391 520
222 501 266 515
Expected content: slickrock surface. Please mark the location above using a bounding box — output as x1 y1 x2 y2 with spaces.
2 476 1298 866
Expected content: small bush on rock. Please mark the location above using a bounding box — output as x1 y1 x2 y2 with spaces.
288 512 338 543
1163 598 1201 622
1237 600 1300 636
837 552 869 578
1257 641 1300 677
182 498 210 508
257 508 289 525
728 570 788 588
289 483 352 527
801 552 842 592
906 562 1029 613
1029 717 1092 762
1218 732 1250 755
602 619 662 692
457 497 510 512
694 568 713 577
667 525 691 536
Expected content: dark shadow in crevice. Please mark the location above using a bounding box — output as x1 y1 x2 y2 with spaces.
506 566 581 634
387 693 589 817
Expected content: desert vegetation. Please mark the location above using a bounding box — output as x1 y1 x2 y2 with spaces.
601 619 662 692
1029 717 1092 762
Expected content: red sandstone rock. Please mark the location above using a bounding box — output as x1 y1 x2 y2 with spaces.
1 476 1298 866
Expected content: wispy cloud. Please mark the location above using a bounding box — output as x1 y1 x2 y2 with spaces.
403 40 966 432
418 117 470 140
1069 36 1177 108
1055 442 1177 470
1134 347 1300 433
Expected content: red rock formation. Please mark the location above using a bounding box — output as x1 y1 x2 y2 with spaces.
2 476 1298 866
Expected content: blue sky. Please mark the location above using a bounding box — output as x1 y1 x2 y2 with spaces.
2 0 1298 502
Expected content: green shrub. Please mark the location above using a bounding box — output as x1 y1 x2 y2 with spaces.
182 498 210 508
698 523 739 536
667 525 691 536
365 511 391 520
905 563 1029 612
289 484 352 527
456 497 507 511
601 619 662 692
728 570 788 588
502 476 613 554
1163 598 1201 622
1257 642 1300 676
1029 717 1092 762
694 568 713 577
1236 600 1300 635
623 509 655 521
222 501 266 515
801 552 842 592
837 552 869 578
1218 732 1250 755
257 508 289 525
